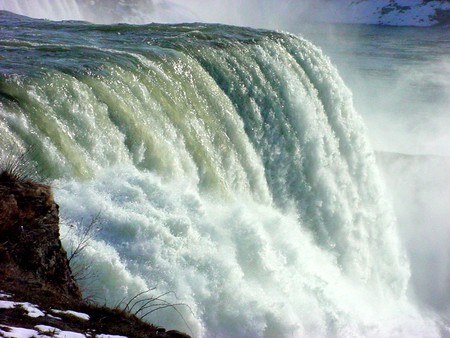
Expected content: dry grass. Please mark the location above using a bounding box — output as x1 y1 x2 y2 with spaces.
0 267 161 337
0 144 40 184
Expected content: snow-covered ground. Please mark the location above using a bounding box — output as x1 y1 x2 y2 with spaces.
0 291 127 338
312 0 450 26
0 325 127 338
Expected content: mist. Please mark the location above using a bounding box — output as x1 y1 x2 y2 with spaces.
378 153 450 320
0 0 327 28
2 0 450 327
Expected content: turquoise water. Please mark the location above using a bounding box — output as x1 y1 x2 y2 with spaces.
0 11 443 337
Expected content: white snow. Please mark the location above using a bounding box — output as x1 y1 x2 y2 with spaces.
35 324 58 333
35 324 87 338
312 0 450 27
0 300 45 318
0 319 131 338
46 313 62 320
21 302 46 318
0 300 16 310
0 325 39 338
51 309 90 321
0 293 133 337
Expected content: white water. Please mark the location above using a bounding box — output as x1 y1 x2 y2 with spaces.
1 0 85 21
0 0 183 24
55 165 434 337
1 1 448 337
1 34 435 336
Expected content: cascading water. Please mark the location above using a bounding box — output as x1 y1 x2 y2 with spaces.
0 11 441 337
0 0 189 24
1 0 85 21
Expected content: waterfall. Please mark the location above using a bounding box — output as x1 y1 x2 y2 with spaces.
0 12 440 337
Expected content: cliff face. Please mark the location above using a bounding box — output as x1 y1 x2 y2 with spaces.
0 172 81 301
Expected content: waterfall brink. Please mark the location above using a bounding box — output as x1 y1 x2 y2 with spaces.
0 12 440 337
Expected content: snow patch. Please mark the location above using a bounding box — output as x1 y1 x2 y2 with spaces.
313 0 450 26
0 325 39 338
0 291 12 298
0 300 45 318
51 309 90 321
0 300 16 310
46 313 62 320
21 302 46 318
35 324 87 338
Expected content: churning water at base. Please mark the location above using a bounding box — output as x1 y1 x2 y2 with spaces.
0 12 442 337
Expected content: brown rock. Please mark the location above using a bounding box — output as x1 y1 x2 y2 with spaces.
0 173 81 301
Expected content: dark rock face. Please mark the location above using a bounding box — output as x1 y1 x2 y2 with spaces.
432 8 450 25
166 330 192 338
0 173 81 301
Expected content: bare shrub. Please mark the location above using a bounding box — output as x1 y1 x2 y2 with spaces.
62 212 103 295
0 143 40 183
117 289 195 337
